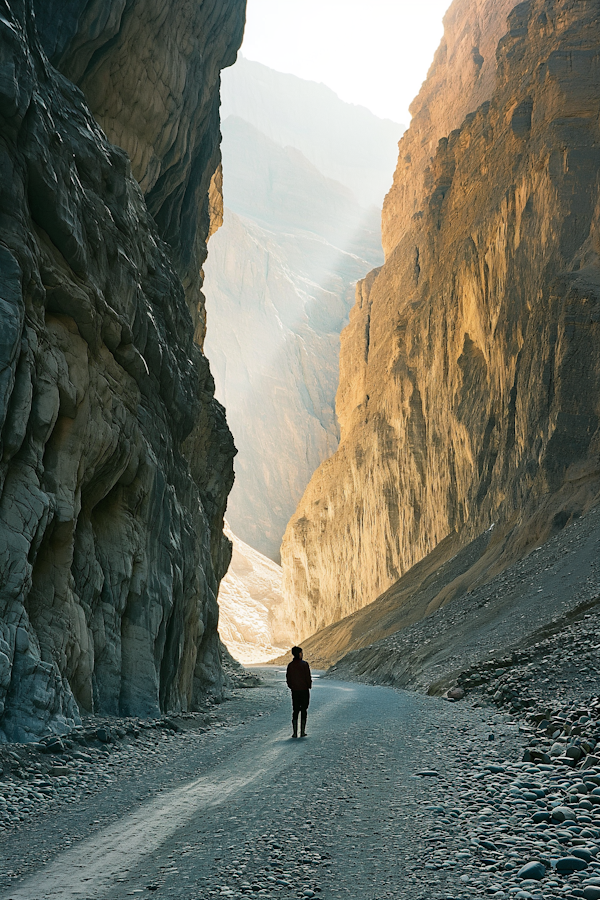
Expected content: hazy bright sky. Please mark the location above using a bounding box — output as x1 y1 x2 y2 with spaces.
241 0 453 125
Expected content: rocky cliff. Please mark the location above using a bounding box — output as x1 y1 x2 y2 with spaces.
381 0 519 256
0 0 243 741
203 111 386 561
33 0 245 345
281 0 600 641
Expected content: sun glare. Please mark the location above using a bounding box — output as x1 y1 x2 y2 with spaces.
241 0 452 124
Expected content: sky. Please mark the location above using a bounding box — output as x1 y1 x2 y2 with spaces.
240 0 453 125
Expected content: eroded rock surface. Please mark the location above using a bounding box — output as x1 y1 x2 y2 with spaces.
381 0 519 256
282 0 600 640
33 0 245 345
0 0 241 740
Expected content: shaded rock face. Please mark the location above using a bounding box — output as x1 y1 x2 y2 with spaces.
0 1 239 740
203 115 383 561
33 0 245 345
282 0 600 640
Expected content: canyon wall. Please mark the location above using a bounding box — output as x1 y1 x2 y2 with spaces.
281 0 600 640
33 0 245 345
0 0 243 741
381 0 519 256
204 107 388 561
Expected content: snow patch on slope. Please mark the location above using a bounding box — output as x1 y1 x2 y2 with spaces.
218 524 292 664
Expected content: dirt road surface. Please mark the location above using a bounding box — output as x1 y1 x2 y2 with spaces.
0 670 523 900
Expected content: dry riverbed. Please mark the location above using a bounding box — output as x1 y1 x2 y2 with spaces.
0 669 599 900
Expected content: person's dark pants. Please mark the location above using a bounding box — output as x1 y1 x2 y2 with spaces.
291 689 310 734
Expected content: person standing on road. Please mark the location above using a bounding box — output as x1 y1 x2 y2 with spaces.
286 646 312 739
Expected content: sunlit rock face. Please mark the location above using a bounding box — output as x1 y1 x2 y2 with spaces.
381 0 519 257
204 113 387 561
217 524 292 665
281 0 600 640
0 0 241 740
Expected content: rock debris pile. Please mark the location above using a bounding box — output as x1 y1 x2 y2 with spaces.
458 606 600 719
419 606 600 900
420 756 600 900
454 602 600 774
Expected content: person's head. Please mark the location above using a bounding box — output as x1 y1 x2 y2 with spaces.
291 646 303 660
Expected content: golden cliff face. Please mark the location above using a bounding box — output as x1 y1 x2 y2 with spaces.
381 0 518 257
281 0 600 641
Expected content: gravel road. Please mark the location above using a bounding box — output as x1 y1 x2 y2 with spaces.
1 670 598 900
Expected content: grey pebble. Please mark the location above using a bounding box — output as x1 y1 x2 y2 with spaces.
518 862 546 880
556 856 589 873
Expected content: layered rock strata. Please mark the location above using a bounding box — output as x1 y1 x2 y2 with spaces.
282 0 600 640
0 0 241 740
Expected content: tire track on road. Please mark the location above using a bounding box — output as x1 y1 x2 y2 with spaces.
2 684 351 900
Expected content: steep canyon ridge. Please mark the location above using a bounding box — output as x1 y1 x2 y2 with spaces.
282 0 600 651
0 0 245 741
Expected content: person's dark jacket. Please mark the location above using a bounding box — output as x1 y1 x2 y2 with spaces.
286 658 312 691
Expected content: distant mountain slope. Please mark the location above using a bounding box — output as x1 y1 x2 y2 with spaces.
204 118 382 560
220 57 403 207
220 117 382 257
217 524 291 664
